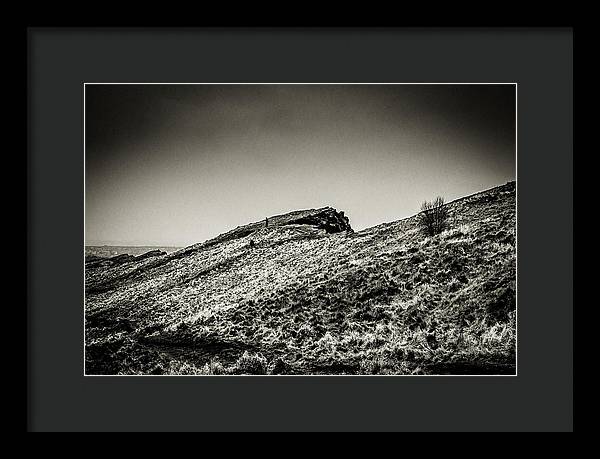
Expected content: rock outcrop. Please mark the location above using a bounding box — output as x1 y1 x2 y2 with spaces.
283 207 352 234
203 207 352 247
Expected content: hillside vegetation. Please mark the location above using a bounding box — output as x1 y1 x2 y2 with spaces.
85 182 516 375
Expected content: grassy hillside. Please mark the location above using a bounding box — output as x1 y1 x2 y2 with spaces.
85 181 516 375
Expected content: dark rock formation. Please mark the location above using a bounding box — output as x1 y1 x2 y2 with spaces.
283 207 352 234
135 249 167 261
109 254 136 265
201 206 352 247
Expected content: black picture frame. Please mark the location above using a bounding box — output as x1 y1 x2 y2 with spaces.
27 27 573 432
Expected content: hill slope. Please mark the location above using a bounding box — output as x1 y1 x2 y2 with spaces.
85 182 516 375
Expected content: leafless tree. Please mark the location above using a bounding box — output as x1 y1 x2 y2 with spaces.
418 196 449 236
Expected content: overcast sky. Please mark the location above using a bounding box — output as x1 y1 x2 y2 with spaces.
85 84 515 247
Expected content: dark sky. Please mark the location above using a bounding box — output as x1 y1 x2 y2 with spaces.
85 84 515 247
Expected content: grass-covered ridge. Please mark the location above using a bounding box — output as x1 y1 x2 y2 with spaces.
85 181 516 375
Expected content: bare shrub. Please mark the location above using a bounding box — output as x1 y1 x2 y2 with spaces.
233 351 268 375
200 359 228 375
418 196 449 236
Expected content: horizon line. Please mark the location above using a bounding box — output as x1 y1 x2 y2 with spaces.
85 179 515 249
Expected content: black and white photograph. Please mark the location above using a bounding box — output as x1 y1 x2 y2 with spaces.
84 83 517 376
